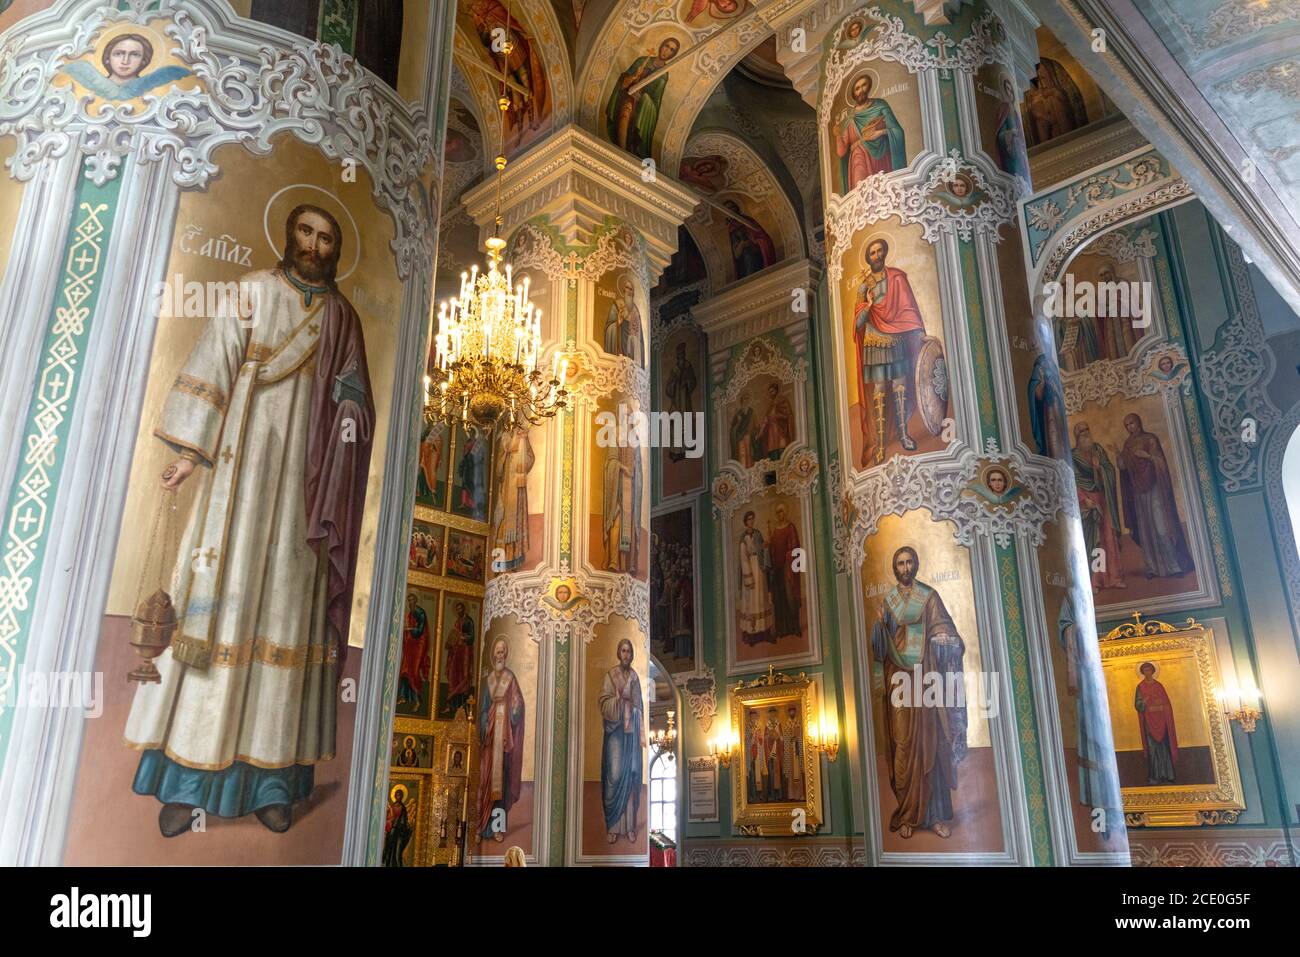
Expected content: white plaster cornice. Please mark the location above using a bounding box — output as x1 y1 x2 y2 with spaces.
1028 115 1151 191
461 124 699 278
690 258 819 350
772 0 1039 108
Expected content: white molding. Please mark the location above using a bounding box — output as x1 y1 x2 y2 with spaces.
461 124 698 280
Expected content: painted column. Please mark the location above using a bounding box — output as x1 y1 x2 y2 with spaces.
773 0 1129 864
0 0 454 866
460 125 695 866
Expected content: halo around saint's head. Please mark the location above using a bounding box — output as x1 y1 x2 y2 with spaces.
264 184 361 282
844 67 882 108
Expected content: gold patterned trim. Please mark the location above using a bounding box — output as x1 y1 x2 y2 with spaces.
247 342 274 362
169 631 212 663
406 569 486 598
152 428 215 466
173 373 228 412
170 636 339 669
414 503 489 535
120 740 336 770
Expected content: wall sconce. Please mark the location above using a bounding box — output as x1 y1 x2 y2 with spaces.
1217 681 1263 734
709 726 739 768
807 713 840 762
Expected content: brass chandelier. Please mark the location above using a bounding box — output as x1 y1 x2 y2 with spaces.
424 0 567 435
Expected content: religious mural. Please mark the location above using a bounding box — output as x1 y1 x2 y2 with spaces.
838 223 951 468
1018 220 1222 619
410 519 444 575
491 424 542 573
588 392 649 579
726 491 814 671
656 322 705 499
650 504 697 675
598 267 646 366
579 618 650 858
824 57 921 197
416 417 451 509
447 529 487 582
65 117 408 862
456 0 554 155
382 776 424 867
397 587 439 720
679 131 801 287
605 34 682 161
391 731 434 769
1069 393 1204 611
1037 522 1126 857
471 616 539 857
1021 27 1117 149
451 422 492 522
435 595 482 721
860 512 1004 855
973 62 1031 183
743 698 807 805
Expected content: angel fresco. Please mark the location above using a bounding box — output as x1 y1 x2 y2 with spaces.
60 34 192 100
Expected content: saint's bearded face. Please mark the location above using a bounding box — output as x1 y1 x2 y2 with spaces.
287 210 340 284
851 76 872 104
618 641 633 668
893 550 917 586
1076 426 1094 450
866 242 887 272
492 641 508 671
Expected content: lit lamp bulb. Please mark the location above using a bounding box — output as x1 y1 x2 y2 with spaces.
1217 680 1263 734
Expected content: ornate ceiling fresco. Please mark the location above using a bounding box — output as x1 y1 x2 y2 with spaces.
1033 0 1300 314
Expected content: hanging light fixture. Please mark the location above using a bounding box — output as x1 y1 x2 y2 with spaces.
424 0 567 435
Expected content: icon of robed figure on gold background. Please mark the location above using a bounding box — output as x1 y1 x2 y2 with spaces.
599 638 645 844
869 546 967 839
125 204 374 838
833 70 906 193
477 637 525 843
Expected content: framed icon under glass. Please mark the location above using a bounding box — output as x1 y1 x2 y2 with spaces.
1098 615 1245 827
728 670 822 836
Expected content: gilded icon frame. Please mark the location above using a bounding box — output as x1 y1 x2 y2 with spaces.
728 670 823 836
1099 615 1246 827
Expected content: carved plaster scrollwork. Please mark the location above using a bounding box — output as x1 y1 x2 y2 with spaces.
1196 241 1281 492
568 352 650 411
680 666 718 733
711 443 821 519
825 150 1019 281
507 220 652 294
650 310 703 350
1061 342 1193 415
1039 181 1194 287
483 565 650 646
821 7 1015 130
1084 226 1159 264
0 0 437 279
828 451 854 574
845 444 1072 560
716 335 808 407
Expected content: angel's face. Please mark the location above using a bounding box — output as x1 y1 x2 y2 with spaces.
108 39 148 80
